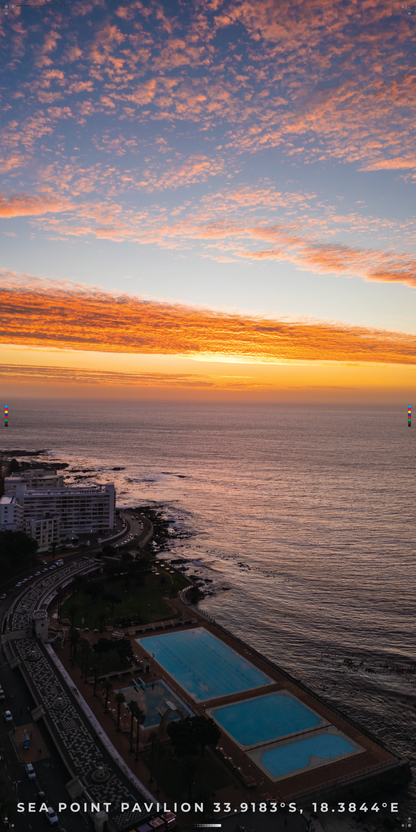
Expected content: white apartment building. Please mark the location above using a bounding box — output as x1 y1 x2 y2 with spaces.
25 515 61 552
15 482 115 536
4 468 64 494
0 494 24 531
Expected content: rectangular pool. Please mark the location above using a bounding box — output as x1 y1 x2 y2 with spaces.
248 729 362 781
208 690 326 748
137 628 272 702
114 680 193 729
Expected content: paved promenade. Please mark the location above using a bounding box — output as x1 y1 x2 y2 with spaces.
7 559 156 831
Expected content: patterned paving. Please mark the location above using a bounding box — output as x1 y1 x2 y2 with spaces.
10 563 154 830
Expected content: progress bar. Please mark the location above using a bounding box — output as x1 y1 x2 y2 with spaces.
194 825 222 828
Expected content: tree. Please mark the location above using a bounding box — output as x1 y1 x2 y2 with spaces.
0 530 38 572
167 715 220 758
92 637 112 660
79 638 92 680
101 677 113 714
102 544 117 556
55 585 65 618
148 731 164 782
126 700 145 755
92 663 102 697
179 754 200 801
72 574 85 596
134 705 146 761
191 715 221 756
115 639 134 666
103 592 122 614
167 718 197 757
96 611 107 633
68 627 81 664
67 604 79 627
84 582 105 603
115 691 126 732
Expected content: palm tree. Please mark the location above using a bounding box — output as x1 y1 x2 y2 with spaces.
103 592 122 614
79 638 92 680
67 603 79 627
96 611 107 633
92 662 102 697
101 677 113 714
68 627 81 664
55 584 65 618
134 705 146 761
180 755 200 801
72 574 85 596
127 700 139 753
115 691 126 732
149 731 160 782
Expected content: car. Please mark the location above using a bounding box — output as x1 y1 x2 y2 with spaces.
35 571 41 576
25 763 36 780
49 565 56 570
83 627 90 632
46 807 59 826
42 568 48 573
4 710 13 722
92 628 99 633
15 582 22 587
0 594 6 600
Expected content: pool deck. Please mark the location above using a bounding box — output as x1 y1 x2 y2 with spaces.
53 593 409 809
132 596 409 801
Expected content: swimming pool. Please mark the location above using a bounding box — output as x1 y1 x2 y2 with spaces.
114 680 193 729
137 628 271 702
248 729 362 781
208 690 326 747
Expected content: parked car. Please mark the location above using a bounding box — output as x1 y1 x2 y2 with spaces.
35 571 41 576
46 807 59 826
4 710 13 722
25 763 36 780
0 690 5 701
0 594 6 600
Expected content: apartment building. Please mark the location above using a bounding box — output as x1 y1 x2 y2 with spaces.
0 494 24 531
15 482 115 536
4 468 64 494
25 514 61 552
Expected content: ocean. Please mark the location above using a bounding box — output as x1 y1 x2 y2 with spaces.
2 398 415 821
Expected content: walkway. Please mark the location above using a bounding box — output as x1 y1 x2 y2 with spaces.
7 559 156 831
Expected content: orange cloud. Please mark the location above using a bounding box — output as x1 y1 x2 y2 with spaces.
1 272 415 365
0 193 73 217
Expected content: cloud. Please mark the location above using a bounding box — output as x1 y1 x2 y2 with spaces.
0 362 262 390
1 271 415 365
0 193 73 218
3 0 416 173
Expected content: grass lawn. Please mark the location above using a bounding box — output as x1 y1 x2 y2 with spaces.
141 746 234 800
60 567 190 630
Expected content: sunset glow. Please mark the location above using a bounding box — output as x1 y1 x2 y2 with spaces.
1 0 415 400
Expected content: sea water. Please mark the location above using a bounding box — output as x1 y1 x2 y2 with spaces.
2 398 415 815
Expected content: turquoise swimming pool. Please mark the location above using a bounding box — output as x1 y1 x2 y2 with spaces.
250 731 359 780
209 691 325 747
137 628 271 702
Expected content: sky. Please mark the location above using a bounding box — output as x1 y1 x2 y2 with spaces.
1 0 416 401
